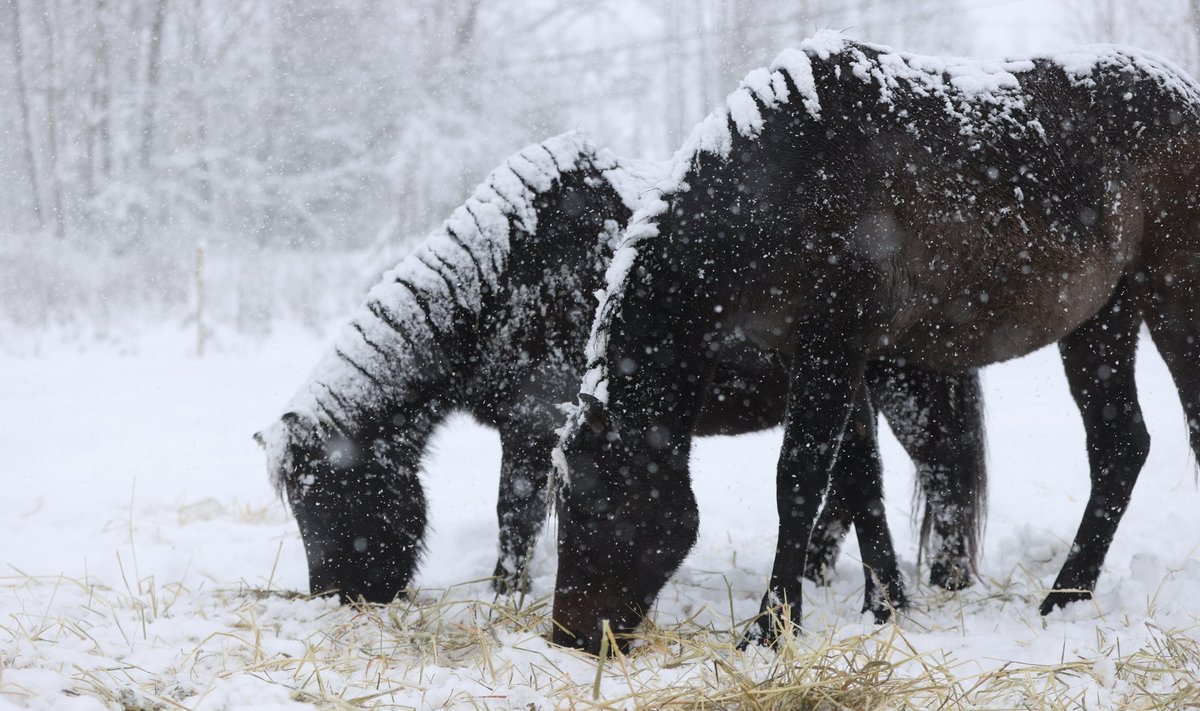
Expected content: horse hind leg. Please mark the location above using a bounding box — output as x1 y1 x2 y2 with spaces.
1042 278 1148 614
1141 261 1200 463
838 385 907 621
803 477 854 585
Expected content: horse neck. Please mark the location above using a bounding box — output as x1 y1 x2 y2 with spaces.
297 135 631 447
372 392 446 475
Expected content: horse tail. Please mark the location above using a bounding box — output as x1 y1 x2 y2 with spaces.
912 369 988 580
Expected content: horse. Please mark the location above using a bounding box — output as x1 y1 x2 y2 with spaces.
254 130 987 608
553 31 1200 654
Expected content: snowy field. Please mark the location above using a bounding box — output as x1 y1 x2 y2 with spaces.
2 328 1199 709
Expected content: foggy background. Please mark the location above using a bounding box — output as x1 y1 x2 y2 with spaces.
2 0 1198 348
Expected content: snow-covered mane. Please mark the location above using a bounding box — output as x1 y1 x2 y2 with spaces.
261 130 652 494
573 34 827 408
572 31 1200 413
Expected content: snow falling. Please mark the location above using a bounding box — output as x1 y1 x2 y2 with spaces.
5 1 1200 708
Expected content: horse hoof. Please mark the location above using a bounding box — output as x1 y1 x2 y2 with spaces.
738 621 777 651
330 588 401 605
802 561 833 586
490 562 530 595
863 599 906 624
861 604 890 624
929 560 974 591
862 586 907 624
1039 589 1092 616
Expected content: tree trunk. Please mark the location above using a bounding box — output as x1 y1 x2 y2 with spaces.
453 0 481 51
88 0 114 197
37 0 67 239
664 0 688 151
6 0 45 230
190 0 213 217
1190 0 1200 72
136 0 168 242
141 0 168 171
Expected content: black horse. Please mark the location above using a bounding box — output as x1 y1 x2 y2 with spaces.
255 131 986 607
554 33 1200 653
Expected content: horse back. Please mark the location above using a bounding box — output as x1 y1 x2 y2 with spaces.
817 44 1200 367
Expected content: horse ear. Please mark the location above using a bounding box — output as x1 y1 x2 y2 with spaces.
279 409 320 443
577 393 614 436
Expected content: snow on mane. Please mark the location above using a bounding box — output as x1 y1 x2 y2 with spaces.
1048 43 1200 103
573 36 833 408
264 130 634 494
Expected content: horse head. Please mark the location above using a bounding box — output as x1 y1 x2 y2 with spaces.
551 391 700 654
254 398 433 604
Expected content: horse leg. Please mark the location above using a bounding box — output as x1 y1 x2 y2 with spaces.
492 426 554 593
1041 279 1148 614
870 362 987 591
745 326 869 646
839 385 908 621
1141 266 1200 465
804 473 853 585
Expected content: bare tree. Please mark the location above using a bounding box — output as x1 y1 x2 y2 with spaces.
86 0 114 198
140 0 168 171
37 0 66 238
6 0 44 231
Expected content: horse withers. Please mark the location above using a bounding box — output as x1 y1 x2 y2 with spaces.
255 130 987 610
554 33 1200 653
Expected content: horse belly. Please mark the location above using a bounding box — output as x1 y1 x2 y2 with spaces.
892 255 1125 369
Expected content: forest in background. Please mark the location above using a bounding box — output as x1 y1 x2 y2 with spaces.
2 0 1199 347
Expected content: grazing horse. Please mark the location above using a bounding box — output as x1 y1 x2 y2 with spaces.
553 31 1200 654
255 131 986 606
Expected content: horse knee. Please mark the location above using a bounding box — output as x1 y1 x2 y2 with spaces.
1127 419 1151 471
1089 413 1150 480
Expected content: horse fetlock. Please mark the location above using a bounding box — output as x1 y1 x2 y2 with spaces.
929 554 974 591
742 594 803 650
862 571 908 622
490 556 531 595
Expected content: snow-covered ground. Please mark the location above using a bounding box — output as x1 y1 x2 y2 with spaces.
2 327 1199 708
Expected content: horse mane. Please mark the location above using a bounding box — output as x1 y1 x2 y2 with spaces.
576 35 828 408
263 131 655 496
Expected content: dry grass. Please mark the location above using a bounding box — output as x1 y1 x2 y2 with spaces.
2 567 1198 710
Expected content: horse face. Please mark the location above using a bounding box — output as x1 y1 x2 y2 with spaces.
552 398 699 654
255 409 427 603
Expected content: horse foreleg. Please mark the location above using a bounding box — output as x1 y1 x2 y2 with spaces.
1043 279 1147 614
803 474 853 585
745 332 867 647
870 362 987 591
839 386 907 621
492 426 554 594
